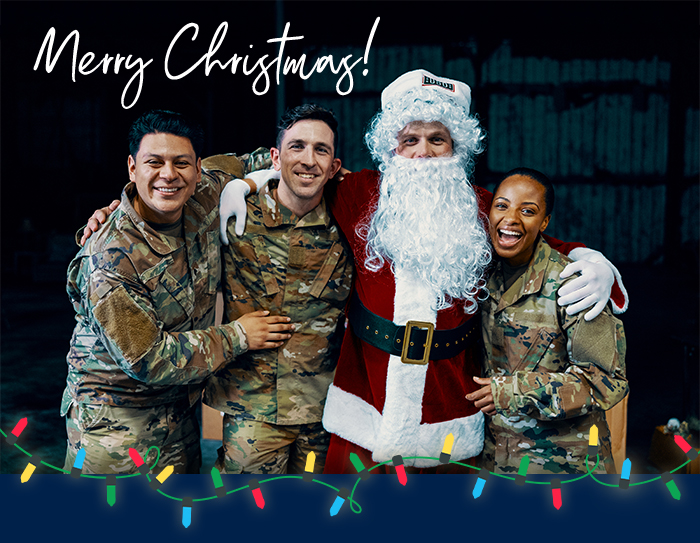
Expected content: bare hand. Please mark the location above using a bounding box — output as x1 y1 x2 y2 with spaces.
236 310 295 350
331 167 351 183
466 376 496 416
80 200 119 246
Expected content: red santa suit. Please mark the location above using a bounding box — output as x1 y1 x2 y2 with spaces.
322 169 626 474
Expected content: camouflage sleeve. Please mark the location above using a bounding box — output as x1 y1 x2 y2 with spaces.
201 149 272 178
87 257 247 386
240 147 272 175
491 310 628 420
201 149 272 201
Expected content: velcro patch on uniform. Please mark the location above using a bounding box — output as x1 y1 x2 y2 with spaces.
288 246 305 268
93 285 159 365
571 313 615 373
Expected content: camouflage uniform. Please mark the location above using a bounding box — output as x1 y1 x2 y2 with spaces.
204 177 353 474
62 151 269 475
481 236 628 475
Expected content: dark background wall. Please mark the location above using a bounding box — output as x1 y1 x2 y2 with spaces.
1 1 698 478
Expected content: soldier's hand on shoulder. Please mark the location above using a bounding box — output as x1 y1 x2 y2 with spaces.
80 200 120 246
331 166 352 183
220 168 280 243
236 310 295 350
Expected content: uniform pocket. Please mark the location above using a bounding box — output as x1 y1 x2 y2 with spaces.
159 270 196 316
140 254 194 329
307 241 352 303
75 403 107 432
507 327 561 373
252 237 281 296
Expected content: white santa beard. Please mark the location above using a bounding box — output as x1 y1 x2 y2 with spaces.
363 154 490 311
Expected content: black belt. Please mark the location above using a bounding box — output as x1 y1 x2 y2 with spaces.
348 293 480 365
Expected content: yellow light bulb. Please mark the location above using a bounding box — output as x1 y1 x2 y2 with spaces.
442 433 454 455
303 451 316 481
589 425 598 447
587 424 599 457
20 462 37 483
156 465 174 484
439 433 455 464
305 452 316 472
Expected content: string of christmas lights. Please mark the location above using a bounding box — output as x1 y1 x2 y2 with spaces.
2 418 695 526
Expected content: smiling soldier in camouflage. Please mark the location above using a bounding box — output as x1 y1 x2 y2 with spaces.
469 168 628 474
203 104 353 475
62 110 293 474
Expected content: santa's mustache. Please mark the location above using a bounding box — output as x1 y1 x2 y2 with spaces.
358 154 491 312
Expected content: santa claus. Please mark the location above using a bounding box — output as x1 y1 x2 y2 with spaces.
316 69 628 473
213 69 628 474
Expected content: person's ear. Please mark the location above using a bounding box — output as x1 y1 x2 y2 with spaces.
329 158 342 178
195 157 202 183
271 148 282 172
540 214 551 233
128 155 136 181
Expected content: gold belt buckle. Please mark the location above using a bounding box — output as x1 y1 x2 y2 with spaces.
400 321 434 365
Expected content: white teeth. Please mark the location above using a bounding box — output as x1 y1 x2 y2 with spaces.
297 174 314 179
156 187 179 193
500 229 522 237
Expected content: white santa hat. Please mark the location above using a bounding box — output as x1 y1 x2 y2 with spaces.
381 69 472 113
365 69 484 168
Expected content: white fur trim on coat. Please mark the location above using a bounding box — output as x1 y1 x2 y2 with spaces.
323 384 484 467
322 268 484 467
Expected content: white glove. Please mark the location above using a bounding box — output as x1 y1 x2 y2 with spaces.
246 167 280 192
219 168 280 244
220 179 250 244
558 248 621 321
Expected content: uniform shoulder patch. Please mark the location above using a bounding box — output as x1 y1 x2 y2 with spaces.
570 312 616 373
93 284 159 364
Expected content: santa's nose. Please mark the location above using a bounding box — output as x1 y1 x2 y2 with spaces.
413 140 434 158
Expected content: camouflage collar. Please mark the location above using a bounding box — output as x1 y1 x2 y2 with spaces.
121 183 186 256
258 179 331 229
489 236 553 312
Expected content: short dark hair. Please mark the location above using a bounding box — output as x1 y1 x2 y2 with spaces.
128 109 204 159
495 167 555 216
276 104 339 154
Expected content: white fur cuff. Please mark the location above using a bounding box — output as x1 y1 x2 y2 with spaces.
322 383 484 468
